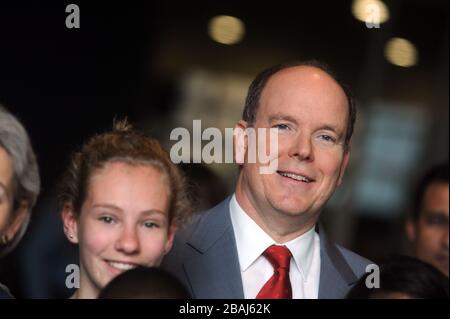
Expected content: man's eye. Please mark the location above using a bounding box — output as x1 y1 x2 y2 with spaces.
427 216 448 226
273 124 290 130
318 134 336 143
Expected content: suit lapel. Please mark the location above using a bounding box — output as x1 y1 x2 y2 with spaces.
183 197 244 298
317 224 359 298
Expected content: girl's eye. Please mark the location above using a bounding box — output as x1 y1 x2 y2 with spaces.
99 216 115 224
144 221 160 229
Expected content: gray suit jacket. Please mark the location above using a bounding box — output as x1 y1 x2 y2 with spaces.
162 197 372 299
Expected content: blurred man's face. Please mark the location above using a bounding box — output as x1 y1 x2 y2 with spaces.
408 182 449 276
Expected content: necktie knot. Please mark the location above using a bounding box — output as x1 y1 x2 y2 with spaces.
256 244 293 299
263 245 292 270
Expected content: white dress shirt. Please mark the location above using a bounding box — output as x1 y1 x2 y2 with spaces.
229 194 321 299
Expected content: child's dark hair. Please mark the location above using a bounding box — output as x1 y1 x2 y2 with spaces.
347 255 449 299
98 267 190 299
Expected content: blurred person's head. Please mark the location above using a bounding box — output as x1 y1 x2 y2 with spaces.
180 163 229 212
347 255 449 299
98 266 190 299
59 120 191 298
0 105 40 257
234 60 355 241
406 163 449 276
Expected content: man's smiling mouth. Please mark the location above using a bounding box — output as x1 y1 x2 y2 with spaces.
277 170 315 183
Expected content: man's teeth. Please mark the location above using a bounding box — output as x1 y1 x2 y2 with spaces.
280 172 311 182
107 261 137 271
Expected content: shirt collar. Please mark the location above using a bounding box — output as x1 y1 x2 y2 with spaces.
229 193 316 281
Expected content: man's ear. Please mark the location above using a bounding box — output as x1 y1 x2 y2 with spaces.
406 218 416 243
164 223 178 255
62 203 79 244
234 120 249 165
337 150 350 186
4 200 29 242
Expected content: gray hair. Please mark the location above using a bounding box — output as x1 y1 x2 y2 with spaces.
0 105 40 255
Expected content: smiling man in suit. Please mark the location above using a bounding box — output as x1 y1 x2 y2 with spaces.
162 60 371 299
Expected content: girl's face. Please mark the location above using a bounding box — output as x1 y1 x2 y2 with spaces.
63 162 176 297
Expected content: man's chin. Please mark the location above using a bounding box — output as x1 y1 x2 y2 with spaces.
272 202 316 219
437 260 449 276
438 267 449 277
273 203 305 216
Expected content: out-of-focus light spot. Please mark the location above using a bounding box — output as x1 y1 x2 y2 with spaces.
208 15 245 45
352 0 390 25
384 38 418 67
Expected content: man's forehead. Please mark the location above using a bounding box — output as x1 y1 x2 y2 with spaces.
422 182 449 210
424 182 449 197
260 65 347 105
257 66 349 121
267 65 337 88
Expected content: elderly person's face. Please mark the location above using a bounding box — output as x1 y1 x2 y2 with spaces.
0 146 29 247
0 147 14 235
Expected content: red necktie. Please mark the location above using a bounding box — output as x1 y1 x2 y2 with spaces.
256 245 292 299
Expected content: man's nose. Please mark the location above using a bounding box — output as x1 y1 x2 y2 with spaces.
115 226 140 254
288 133 314 162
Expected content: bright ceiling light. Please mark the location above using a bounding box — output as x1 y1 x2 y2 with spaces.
208 15 245 45
352 0 390 25
384 37 418 67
